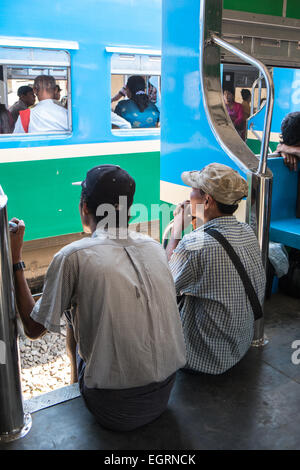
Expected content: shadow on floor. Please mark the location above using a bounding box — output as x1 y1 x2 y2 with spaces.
1 293 300 450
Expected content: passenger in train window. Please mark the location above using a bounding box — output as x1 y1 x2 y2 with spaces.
276 112 300 172
166 163 266 375
114 75 160 128
111 111 131 129
0 103 14 134
241 89 251 122
111 86 127 103
9 164 186 432
223 88 245 140
13 75 68 134
9 86 36 125
53 84 65 108
54 84 61 101
148 80 158 104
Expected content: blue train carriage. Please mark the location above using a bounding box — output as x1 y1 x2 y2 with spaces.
0 0 162 288
161 0 300 257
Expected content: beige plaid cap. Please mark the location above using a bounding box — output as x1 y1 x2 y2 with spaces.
181 163 248 205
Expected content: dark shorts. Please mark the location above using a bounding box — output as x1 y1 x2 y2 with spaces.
65 313 176 432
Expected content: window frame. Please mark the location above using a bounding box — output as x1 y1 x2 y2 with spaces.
108 47 161 136
0 40 77 139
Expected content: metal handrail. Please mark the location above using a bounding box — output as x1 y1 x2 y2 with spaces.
257 71 263 114
250 73 264 117
250 77 260 116
211 34 274 176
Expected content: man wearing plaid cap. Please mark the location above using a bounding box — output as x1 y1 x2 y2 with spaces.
167 163 266 374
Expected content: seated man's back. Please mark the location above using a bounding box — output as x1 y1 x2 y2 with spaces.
32 230 186 389
11 164 186 431
170 216 265 374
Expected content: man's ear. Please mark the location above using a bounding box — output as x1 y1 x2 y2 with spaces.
205 194 215 208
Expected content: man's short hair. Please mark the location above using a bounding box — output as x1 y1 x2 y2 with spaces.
34 75 56 93
281 112 300 146
199 188 238 215
17 85 33 97
241 89 251 101
80 165 136 226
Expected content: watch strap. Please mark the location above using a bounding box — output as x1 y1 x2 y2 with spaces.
13 261 26 272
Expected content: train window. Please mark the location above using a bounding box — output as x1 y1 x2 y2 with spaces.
222 64 268 113
0 47 71 136
110 51 161 133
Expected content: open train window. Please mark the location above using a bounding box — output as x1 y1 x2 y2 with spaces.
108 48 161 134
0 46 72 137
222 64 268 114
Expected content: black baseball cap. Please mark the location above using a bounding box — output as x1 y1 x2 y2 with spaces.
81 164 136 210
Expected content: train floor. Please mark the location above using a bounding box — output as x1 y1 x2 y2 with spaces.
1 292 300 450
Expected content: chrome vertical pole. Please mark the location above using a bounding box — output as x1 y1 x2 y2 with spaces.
0 185 31 442
257 71 262 112
246 173 272 346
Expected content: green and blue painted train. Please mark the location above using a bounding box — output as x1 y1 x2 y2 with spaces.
1 0 300 279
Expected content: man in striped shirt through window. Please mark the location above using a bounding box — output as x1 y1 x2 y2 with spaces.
166 163 266 375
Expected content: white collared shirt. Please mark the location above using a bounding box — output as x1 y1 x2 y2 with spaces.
111 111 131 129
13 99 68 133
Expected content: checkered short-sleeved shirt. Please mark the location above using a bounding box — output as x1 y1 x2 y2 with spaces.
169 216 266 374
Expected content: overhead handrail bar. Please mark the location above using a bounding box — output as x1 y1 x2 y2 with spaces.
211 34 274 176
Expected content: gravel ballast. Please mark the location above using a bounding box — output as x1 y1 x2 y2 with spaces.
19 319 71 400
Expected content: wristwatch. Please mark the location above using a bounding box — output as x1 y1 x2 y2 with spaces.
13 261 26 272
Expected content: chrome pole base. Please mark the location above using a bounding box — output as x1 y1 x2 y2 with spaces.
251 335 269 348
0 413 32 443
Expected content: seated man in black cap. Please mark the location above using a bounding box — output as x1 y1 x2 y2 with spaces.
9 165 186 432
9 85 35 125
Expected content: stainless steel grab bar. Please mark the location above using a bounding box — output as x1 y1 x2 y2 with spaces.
250 77 260 116
211 34 274 176
250 73 265 117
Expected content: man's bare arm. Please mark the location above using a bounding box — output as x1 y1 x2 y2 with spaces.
277 143 300 158
10 218 46 340
277 144 300 172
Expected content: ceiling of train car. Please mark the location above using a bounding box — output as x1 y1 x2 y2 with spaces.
223 0 300 19
221 8 300 68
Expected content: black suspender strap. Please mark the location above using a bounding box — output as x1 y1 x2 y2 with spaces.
204 227 263 321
